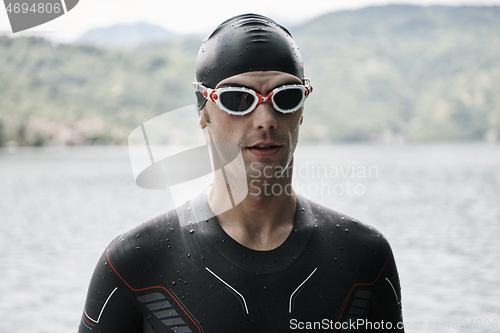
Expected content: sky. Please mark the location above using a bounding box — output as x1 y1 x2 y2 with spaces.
1 0 500 42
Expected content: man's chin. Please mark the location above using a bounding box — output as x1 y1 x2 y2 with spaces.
246 160 293 179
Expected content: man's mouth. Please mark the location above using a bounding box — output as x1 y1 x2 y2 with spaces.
247 143 282 157
250 144 281 149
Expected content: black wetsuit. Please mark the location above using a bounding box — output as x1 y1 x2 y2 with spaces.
78 193 404 332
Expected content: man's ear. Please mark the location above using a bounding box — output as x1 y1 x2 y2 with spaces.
199 109 209 129
199 114 206 129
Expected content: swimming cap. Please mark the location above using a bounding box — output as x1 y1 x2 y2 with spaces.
194 13 305 111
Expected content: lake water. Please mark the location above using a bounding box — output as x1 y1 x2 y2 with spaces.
1 144 499 332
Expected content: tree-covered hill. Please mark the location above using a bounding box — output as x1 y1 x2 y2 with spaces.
293 5 500 142
0 5 499 146
75 22 182 49
0 36 200 146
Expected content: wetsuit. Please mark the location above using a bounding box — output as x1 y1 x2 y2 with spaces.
78 192 404 332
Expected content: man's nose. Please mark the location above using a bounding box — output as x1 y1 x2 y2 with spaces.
252 102 278 130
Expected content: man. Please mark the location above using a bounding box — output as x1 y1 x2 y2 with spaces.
79 14 404 332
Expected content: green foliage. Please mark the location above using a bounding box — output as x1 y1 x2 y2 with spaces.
0 36 198 145
293 5 500 142
0 5 499 146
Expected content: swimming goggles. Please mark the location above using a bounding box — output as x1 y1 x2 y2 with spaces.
193 80 313 115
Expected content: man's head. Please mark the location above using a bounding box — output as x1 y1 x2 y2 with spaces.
194 13 307 111
194 14 310 182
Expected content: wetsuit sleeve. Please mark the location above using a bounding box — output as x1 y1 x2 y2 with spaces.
367 251 404 332
78 248 143 333
337 250 404 332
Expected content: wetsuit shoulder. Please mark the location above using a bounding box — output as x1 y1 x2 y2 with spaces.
105 209 182 288
306 198 392 254
302 198 404 330
79 208 189 333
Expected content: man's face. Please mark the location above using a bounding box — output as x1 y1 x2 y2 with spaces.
199 71 304 178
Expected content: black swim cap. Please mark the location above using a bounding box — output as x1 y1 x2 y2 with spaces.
194 13 305 111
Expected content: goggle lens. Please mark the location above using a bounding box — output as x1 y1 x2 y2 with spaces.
219 91 255 112
273 87 304 111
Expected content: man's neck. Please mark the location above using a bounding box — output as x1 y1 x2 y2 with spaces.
207 178 296 251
